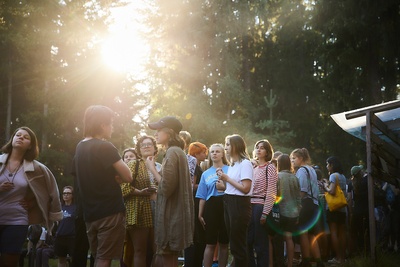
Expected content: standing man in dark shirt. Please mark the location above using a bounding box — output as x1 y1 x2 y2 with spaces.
72 105 133 267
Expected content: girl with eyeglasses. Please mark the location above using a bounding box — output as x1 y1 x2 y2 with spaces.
121 135 160 267
54 186 76 267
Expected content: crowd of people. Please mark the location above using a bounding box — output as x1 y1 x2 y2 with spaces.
1 105 400 267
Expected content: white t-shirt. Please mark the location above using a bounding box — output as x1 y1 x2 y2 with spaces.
40 227 47 241
225 159 254 196
148 162 162 188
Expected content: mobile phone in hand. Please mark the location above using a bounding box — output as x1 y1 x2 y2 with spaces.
147 187 157 193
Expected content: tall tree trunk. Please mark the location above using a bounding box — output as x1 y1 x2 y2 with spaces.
242 35 251 91
6 59 13 141
367 32 381 104
366 1 382 104
42 79 49 151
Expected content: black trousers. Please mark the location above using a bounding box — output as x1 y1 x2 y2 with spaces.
224 195 251 267
71 216 94 267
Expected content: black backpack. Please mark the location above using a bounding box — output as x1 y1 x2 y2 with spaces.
27 224 42 245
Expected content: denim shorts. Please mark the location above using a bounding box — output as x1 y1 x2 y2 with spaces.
326 210 346 224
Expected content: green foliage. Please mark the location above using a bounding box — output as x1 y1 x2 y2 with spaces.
39 147 74 190
0 0 399 183
255 119 296 146
313 0 400 107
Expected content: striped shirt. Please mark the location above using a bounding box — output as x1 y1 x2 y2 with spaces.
251 164 268 204
251 163 278 215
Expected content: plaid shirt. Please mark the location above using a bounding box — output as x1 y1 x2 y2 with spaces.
121 160 153 227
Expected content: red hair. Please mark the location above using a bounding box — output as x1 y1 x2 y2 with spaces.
188 142 208 157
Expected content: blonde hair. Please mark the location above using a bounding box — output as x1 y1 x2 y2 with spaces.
290 148 312 165
179 131 192 148
206 143 229 169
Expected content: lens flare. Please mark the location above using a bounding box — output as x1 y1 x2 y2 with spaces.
293 203 322 236
267 200 323 237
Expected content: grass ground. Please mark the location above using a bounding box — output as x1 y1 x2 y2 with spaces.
342 251 400 267
44 259 182 267
36 250 400 266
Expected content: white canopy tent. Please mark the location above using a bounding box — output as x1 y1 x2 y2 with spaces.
331 99 400 260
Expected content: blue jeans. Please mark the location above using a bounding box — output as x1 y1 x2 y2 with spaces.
247 204 269 267
224 195 251 267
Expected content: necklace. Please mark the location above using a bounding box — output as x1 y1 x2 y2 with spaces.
4 163 21 183
8 163 21 176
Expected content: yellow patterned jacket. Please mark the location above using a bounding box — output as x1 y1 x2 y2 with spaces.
121 159 153 228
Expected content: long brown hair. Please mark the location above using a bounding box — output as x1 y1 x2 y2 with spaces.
160 128 185 149
1 126 39 161
253 139 274 162
226 134 249 163
277 154 293 173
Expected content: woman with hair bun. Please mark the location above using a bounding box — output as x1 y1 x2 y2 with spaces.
323 156 347 265
290 148 323 267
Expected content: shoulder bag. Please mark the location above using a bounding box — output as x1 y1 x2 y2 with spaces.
266 164 280 228
325 173 348 211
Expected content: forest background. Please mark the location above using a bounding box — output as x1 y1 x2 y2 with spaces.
0 0 399 189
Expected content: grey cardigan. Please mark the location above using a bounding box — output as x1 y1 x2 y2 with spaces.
154 146 194 251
